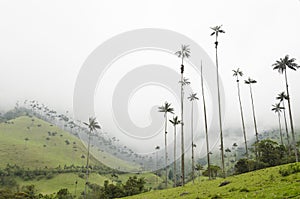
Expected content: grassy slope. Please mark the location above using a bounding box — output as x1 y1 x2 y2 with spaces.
0 116 139 169
0 116 159 195
124 163 300 199
0 116 96 168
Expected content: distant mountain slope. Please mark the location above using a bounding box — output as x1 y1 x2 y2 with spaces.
0 116 100 168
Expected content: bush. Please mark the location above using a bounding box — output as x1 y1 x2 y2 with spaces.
279 163 300 177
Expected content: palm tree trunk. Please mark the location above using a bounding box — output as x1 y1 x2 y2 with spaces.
237 80 248 159
84 132 91 198
180 72 185 186
191 101 195 184
278 112 283 146
156 150 158 185
249 84 259 160
215 37 225 177
201 63 211 180
173 125 177 187
164 114 168 187
284 70 298 162
282 100 291 155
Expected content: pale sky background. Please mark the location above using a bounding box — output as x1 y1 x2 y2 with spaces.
0 0 300 153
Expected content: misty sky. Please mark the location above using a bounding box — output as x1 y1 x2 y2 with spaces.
0 0 300 153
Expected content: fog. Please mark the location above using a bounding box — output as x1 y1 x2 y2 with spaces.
0 0 300 155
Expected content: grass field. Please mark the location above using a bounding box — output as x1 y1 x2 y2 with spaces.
123 163 300 199
0 116 162 196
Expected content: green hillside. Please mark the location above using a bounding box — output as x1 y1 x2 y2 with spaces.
0 116 161 196
123 163 300 199
0 116 99 168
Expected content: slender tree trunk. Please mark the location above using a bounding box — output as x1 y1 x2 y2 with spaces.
215 37 225 177
180 72 185 186
191 101 195 184
84 131 91 199
282 100 291 155
278 112 284 146
249 84 259 160
236 79 248 159
173 125 177 187
201 63 211 180
284 70 298 162
164 114 168 187
156 149 159 185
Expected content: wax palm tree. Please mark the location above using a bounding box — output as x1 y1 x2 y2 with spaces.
83 117 101 198
233 68 248 160
271 103 285 146
276 92 291 154
272 55 299 162
158 102 174 187
175 44 191 186
169 116 180 187
187 93 199 183
211 25 225 177
200 61 211 179
245 77 259 159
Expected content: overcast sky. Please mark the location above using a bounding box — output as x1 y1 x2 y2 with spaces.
0 1 300 153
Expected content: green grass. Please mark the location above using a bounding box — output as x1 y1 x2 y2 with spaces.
0 116 138 169
123 163 300 199
0 116 95 168
0 116 162 196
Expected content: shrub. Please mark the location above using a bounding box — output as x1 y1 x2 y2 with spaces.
279 163 300 177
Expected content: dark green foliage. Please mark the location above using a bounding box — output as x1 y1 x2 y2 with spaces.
235 139 289 174
256 139 286 166
85 175 147 199
234 158 257 174
202 165 221 178
0 186 74 199
279 163 300 176
55 188 74 199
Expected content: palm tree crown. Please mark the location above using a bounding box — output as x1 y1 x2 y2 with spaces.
276 92 289 102
271 103 284 113
169 116 180 126
83 117 101 132
245 77 257 84
179 77 191 86
232 68 243 82
175 45 191 66
158 102 174 116
188 93 199 101
210 25 225 37
272 55 300 73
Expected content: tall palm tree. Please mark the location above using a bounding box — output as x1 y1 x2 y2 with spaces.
175 44 191 186
272 55 299 162
210 25 225 177
169 116 180 187
232 68 248 160
244 77 259 159
200 62 211 180
83 117 101 198
187 92 199 184
271 103 285 146
158 102 174 187
276 92 291 154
